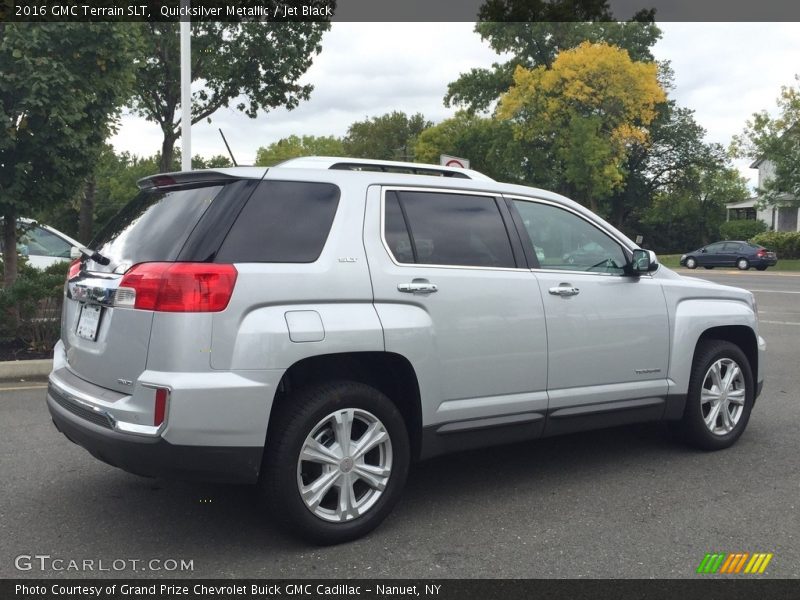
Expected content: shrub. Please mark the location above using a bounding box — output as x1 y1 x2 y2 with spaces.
0 260 68 350
750 231 800 259
718 219 767 241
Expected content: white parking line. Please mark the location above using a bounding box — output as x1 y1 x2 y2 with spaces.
750 289 800 294
760 320 800 326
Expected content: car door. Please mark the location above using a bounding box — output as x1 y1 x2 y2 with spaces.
721 242 742 267
701 242 726 267
363 186 549 445
506 196 671 435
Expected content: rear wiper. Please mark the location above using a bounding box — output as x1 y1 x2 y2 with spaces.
76 246 111 266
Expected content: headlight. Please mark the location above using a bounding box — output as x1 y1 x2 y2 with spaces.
680 254 687 261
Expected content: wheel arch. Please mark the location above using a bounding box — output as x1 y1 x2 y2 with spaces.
694 325 758 389
269 351 423 460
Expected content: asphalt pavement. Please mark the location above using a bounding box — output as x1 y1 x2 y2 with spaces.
1 268 798 579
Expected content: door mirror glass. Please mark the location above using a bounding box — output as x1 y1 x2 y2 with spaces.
630 249 658 274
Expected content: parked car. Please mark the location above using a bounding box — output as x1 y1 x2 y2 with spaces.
0 218 82 270
680 241 778 271
48 157 765 544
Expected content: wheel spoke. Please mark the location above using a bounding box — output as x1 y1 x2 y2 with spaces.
727 389 746 405
704 401 722 430
709 362 723 391
300 469 340 510
352 421 389 460
720 403 734 432
336 473 359 520
300 438 342 466
701 389 719 405
353 462 390 491
333 409 355 456
723 364 741 393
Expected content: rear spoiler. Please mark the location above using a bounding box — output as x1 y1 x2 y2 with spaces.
137 168 267 190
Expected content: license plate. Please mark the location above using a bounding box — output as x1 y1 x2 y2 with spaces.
76 304 102 341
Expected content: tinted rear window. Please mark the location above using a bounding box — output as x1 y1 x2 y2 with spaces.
216 180 340 263
90 184 222 272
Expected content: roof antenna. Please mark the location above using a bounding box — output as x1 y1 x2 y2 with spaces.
218 128 238 166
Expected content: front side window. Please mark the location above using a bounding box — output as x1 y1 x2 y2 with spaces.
512 200 627 274
384 190 515 268
705 243 725 253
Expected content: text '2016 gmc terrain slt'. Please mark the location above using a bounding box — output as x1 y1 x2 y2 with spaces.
48 157 765 544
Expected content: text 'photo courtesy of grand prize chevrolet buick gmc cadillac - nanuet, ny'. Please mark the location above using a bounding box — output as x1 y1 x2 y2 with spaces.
47 157 765 544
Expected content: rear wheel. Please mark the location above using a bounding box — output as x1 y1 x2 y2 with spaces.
685 257 697 269
704 266 714 270
756 265 768 271
261 381 410 545
678 340 754 450
737 258 750 270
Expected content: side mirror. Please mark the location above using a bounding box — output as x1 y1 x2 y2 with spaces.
701 248 707 253
70 246 82 260
630 249 658 275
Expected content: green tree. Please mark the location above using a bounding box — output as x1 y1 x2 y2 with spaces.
733 75 800 207
445 0 661 113
497 42 666 213
255 135 345 166
414 112 524 182
0 23 138 288
131 20 330 173
343 112 432 161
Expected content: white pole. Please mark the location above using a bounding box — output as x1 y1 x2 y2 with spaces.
180 0 191 171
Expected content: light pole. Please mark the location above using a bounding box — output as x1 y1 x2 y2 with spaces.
180 0 191 171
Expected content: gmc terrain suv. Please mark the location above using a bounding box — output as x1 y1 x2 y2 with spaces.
48 157 765 544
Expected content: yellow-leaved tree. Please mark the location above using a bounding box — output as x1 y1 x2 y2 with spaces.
497 41 666 213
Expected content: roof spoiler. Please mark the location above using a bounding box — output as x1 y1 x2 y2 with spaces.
136 170 253 190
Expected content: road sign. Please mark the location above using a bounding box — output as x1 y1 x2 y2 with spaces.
440 154 470 169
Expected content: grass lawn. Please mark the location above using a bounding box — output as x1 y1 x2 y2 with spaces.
657 254 800 271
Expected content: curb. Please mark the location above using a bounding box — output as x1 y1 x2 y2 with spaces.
0 358 52 382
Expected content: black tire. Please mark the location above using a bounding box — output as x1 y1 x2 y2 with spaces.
756 265 768 271
260 381 410 545
737 258 750 270
685 257 697 269
678 340 754 450
704 266 714 270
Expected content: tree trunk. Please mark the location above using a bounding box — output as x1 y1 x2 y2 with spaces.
160 130 177 173
78 176 96 243
2 212 18 289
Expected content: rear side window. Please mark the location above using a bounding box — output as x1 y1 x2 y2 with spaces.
90 184 223 272
216 180 340 263
384 190 515 268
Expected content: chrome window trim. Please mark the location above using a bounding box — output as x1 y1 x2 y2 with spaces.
502 194 652 279
379 186 528 272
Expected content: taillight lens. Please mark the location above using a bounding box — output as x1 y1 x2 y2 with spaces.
67 258 81 280
757 249 766 257
117 263 237 312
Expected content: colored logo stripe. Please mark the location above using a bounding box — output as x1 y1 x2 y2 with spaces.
697 553 773 574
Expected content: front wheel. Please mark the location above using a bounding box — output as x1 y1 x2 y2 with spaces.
685 257 697 269
261 381 410 545
737 258 750 270
678 340 754 450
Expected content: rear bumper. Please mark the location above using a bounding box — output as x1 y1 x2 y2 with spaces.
47 386 262 483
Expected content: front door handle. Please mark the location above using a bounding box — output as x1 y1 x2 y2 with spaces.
398 280 438 294
549 285 580 297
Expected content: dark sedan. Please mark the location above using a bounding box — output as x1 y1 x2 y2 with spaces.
680 240 778 271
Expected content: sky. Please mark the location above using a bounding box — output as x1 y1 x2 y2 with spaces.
110 22 800 187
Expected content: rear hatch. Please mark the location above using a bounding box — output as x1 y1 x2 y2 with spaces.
62 175 258 393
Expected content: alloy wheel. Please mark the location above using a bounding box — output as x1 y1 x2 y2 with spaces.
700 358 746 436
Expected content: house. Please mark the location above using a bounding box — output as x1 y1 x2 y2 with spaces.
726 157 799 232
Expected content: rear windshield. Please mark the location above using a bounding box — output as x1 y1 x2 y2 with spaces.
89 184 223 273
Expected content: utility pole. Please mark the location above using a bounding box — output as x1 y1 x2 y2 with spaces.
180 0 191 171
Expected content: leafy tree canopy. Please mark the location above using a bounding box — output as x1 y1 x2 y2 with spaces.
497 42 666 211
445 0 661 112
255 135 345 166
342 111 432 161
733 75 800 207
131 19 330 172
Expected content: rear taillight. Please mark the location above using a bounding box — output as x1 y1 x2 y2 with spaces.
67 258 81 280
757 249 766 257
117 263 237 312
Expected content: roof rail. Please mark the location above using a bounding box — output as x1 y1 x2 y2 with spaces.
275 156 494 181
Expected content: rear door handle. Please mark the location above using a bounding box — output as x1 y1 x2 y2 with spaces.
548 285 580 297
398 281 438 294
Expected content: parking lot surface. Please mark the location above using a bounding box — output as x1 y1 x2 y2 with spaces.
1 269 798 579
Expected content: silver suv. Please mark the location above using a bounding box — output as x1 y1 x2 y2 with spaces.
47 157 765 544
